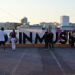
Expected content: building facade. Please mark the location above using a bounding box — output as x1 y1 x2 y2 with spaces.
0 22 19 30
61 16 69 26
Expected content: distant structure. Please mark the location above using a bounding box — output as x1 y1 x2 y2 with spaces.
0 15 74 31
61 16 69 26
60 16 75 31
17 17 30 30
21 17 29 26
0 22 19 30
40 22 57 30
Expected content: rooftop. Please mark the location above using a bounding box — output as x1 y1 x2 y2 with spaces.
0 47 75 75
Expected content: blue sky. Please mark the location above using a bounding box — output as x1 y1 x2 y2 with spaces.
0 0 75 24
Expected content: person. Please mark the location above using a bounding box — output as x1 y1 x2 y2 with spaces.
70 30 75 48
9 29 17 50
44 30 49 48
44 29 54 48
48 30 54 48
0 27 7 49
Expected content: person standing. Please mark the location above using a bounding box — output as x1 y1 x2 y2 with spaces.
44 30 49 48
48 30 54 48
0 27 7 49
70 30 75 48
44 29 54 48
10 29 17 50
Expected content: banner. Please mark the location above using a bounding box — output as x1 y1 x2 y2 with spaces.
5 29 73 44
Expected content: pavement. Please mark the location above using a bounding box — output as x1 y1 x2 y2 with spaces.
0 47 75 75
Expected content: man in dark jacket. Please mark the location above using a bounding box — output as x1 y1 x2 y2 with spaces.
44 31 49 48
70 30 75 47
44 29 54 48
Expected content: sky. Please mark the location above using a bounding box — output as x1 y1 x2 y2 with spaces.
0 0 75 24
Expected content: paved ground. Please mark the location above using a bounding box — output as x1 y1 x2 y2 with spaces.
0 47 75 75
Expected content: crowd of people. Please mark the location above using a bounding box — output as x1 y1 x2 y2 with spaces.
0 27 17 50
0 27 75 50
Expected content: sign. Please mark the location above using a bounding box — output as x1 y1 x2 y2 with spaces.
5 29 73 44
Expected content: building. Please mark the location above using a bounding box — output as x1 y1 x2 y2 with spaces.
17 17 30 30
21 17 29 25
0 22 19 30
40 22 57 30
61 16 69 26
21 17 27 24
60 16 75 31
29 24 42 29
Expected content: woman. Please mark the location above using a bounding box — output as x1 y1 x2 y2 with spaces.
10 29 17 50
